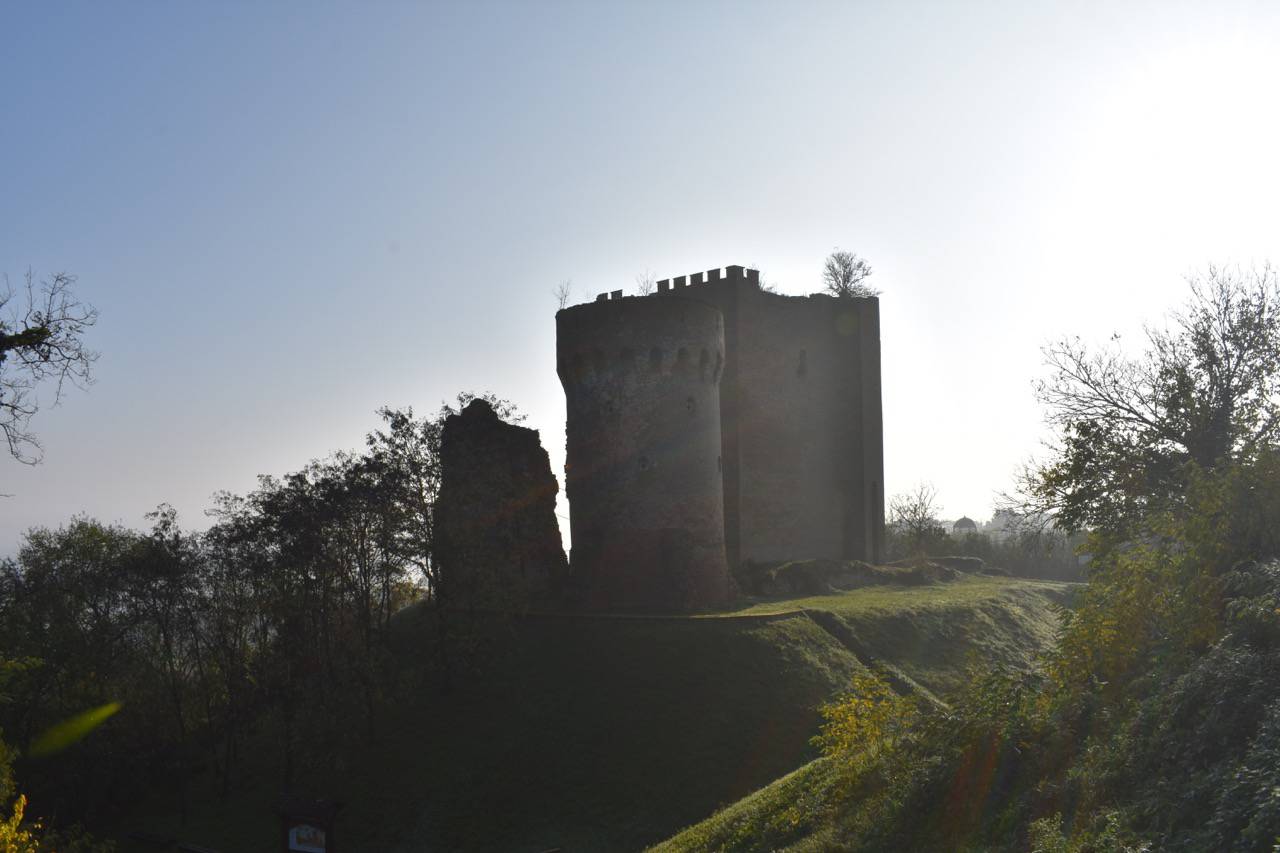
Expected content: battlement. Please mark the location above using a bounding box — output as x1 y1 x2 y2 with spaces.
558 290 725 389
591 265 760 303
655 265 758 295
584 265 884 309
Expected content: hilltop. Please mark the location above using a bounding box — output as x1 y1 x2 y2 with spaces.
114 574 1073 852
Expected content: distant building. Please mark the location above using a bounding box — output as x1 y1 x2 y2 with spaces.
952 516 978 537
983 508 1020 541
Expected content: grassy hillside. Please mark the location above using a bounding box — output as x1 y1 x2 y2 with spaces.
728 576 1074 695
655 577 1076 853
113 576 1073 853
650 756 844 853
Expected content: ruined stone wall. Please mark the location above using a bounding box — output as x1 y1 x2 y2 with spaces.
435 399 568 607
557 294 730 611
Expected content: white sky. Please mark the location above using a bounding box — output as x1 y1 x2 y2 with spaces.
4 1 1280 552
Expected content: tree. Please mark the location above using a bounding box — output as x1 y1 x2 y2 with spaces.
634 269 656 296
822 249 877 298
887 482 946 557
0 271 98 463
1019 265 1280 538
553 280 574 311
365 391 523 601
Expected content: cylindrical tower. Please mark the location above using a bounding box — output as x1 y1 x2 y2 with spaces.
557 293 730 611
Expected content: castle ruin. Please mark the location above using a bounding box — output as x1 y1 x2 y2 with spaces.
436 399 567 607
557 264 885 611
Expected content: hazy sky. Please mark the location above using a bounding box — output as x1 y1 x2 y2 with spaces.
5 1 1280 552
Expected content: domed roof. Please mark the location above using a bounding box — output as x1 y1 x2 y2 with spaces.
953 516 978 530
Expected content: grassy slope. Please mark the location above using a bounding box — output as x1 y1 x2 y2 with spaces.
114 577 1073 853
649 756 846 853
653 578 1077 853
729 576 1074 695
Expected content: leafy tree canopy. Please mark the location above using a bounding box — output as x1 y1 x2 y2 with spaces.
1020 265 1280 540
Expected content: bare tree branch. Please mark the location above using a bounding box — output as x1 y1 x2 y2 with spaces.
634 269 655 296
1012 264 1280 535
553 279 574 311
1 270 99 463
822 249 878 298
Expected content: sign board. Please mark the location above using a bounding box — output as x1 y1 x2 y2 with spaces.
287 823 326 853
277 795 341 853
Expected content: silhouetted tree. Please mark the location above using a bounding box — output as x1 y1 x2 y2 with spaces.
0 271 98 462
1018 264 1280 540
365 392 522 601
635 269 656 296
887 482 946 557
553 279 574 310
822 250 877 298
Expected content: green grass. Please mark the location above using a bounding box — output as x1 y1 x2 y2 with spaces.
726 575 1073 619
648 757 844 853
726 576 1075 695
653 578 1079 852
111 576 1075 853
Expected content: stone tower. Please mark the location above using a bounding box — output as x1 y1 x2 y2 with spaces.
557 264 885 611
557 294 731 611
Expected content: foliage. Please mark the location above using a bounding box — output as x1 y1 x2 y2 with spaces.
658 269 1280 852
365 390 522 600
0 795 41 852
857 457 1280 851
1027 812 1151 853
674 454 1280 850
0 793 116 853
948 526 1086 581
102 573 1062 851
814 670 917 785
821 249 877 298
0 271 98 463
0 391 517 831
886 482 947 557
883 490 1086 581
0 714 114 852
1022 265 1280 540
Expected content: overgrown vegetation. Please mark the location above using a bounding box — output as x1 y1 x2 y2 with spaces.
661 266 1280 852
0 393 516 842
885 482 1086 581
111 576 1063 852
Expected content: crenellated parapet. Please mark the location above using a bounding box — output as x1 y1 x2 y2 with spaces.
559 289 726 387
655 265 759 294
589 265 760 304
